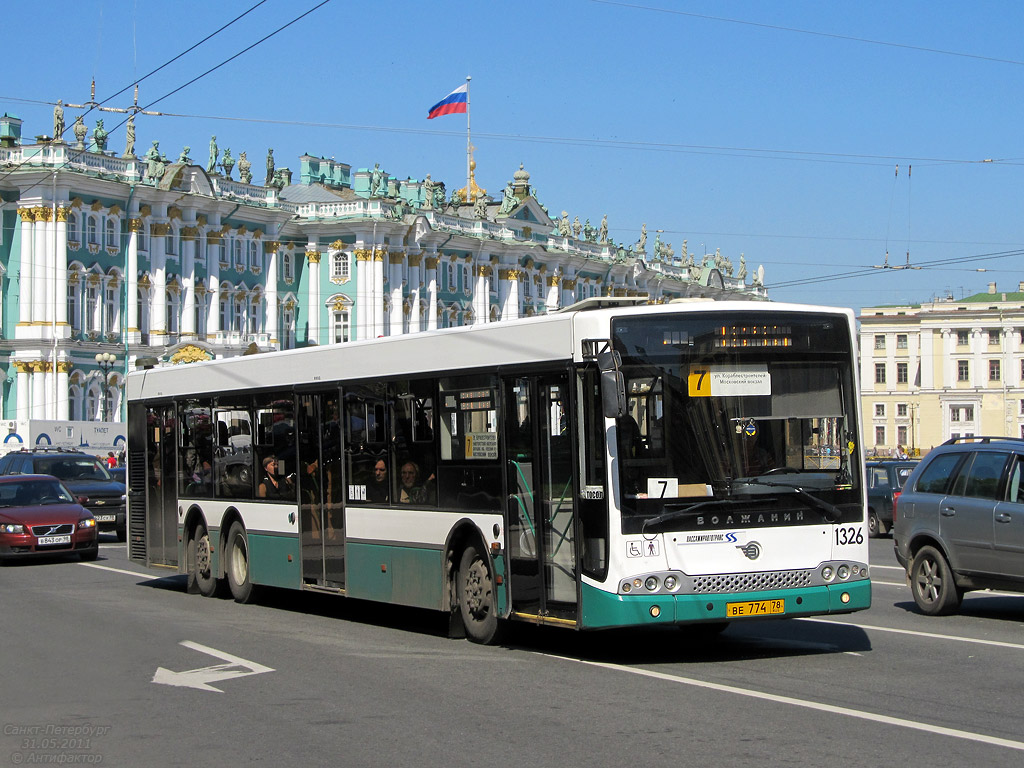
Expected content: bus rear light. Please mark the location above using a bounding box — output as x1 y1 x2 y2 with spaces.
892 491 901 522
840 592 851 604
650 606 661 618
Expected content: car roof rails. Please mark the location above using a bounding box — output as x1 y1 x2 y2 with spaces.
940 436 1024 446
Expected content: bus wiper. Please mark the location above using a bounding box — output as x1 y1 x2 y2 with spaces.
742 479 843 523
642 497 768 532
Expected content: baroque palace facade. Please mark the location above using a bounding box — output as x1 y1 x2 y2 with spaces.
0 112 765 425
859 282 1024 455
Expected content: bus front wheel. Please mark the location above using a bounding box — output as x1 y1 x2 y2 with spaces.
226 521 256 604
458 544 502 645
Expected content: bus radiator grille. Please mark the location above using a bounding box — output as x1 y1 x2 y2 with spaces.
690 570 813 594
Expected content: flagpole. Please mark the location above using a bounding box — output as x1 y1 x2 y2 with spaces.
465 75 472 201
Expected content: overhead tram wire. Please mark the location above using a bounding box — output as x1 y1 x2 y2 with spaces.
767 248 1024 290
0 0 270 185
0 0 334 198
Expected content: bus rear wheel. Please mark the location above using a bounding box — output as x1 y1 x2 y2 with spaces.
226 521 256 604
458 544 502 645
187 523 219 597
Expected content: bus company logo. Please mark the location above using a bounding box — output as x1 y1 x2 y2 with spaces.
736 541 762 560
683 532 739 544
694 511 805 530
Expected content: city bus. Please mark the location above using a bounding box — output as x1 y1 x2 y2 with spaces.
126 298 870 643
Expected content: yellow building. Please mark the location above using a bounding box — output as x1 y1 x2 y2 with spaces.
859 281 1024 457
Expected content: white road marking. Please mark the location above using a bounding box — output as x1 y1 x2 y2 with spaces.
153 640 274 693
870 564 904 571
800 618 1024 651
560 655 1024 752
78 562 155 578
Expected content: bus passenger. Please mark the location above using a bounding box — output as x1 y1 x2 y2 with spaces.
399 461 427 504
367 459 389 503
258 455 291 500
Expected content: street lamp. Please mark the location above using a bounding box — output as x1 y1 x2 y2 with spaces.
95 352 117 422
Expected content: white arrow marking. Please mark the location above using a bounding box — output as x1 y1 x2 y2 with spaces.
152 640 274 693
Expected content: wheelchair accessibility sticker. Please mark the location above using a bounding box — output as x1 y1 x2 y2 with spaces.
627 539 660 558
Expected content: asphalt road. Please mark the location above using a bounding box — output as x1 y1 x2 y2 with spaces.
2 535 1023 767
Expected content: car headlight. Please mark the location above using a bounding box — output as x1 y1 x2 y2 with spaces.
78 518 97 529
121 494 127 502
1 523 25 534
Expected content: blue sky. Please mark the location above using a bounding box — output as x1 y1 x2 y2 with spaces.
3 0 1023 311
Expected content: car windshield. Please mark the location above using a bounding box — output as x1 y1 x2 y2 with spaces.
0 479 75 507
34 457 111 482
611 311 861 532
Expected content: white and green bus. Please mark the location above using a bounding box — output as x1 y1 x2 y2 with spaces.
127 298 870 643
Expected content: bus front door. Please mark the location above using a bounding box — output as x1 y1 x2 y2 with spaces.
297 392 345 589
505 375 578 623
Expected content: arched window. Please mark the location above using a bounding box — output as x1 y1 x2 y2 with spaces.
68 384 83 421
87 216 98 245
283 252 294 282
105 218 117 249
138 225 148 252
67 212 78 243
166 289 179 335
85 385 101 421
85 279 101 335
332 309 350 344
233 239 243 270
165 227 177 256
331 252 350 280
195 296 207 339
232 295 244 332
248 241 258 271
282 306 296 349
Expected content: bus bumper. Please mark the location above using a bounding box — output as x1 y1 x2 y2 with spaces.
580 579 872 630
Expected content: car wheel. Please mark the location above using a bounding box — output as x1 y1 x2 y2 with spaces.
226 521 256 604
867 509 880 538
458 544 503 644
116 524 127 543
910 545 963 616
79 545 99 562
187 523 220 597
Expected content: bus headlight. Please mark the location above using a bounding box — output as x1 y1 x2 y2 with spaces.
645 576 659 591
821 566 834 581
663 575 678 591
837 565 850 580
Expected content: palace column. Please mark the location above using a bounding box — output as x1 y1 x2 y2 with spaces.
33 206 49 325
17 209 34 333
354 247 371 341
31 362 46 419
562 277 577 307
206 230 222 337
125 217 141 343
54 205 69 335
546 271 561 312
473 264 490 325
407 254 422 334
265 241 279 347
150 222 169 343
500 268 521 321
15 362 30 422
306 246 322 345
389 251 404 337
180 225 198 340
373 247 386 337
425 255 439 331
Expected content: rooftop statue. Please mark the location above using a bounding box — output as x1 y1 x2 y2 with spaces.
91 119 108 152
421 175 435 210
72 115 87 149
53 100 65 142
638 223 647 253
558 211 571 238
599 214 608 243
207 136 218 174
178 146 191 164
474 193 489 219
265 149 275 186
370 163 383 197
737 254 748 281
221 147 234 178
573 216 582 239
238 151 252 184
498 180 517 214
123 115 136 157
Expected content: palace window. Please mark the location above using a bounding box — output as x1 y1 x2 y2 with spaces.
957 360 970 382
874 426 885 445
67 213 78 243
249 296 260 335
283 252 294 282
105 218 117 250
332 310 350 344
989 330 1000 345
332 252 350 281
897 403 908 417
956 330 969 346
87 216 98 245
990 359 1001 381
896 334 908 349
104 281 119 337
874 334 885 350
897 362 908 383
68 280 80 334
874 363 886 384
875 403 885 417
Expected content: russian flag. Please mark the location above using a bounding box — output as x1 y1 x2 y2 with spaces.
427 84 468 119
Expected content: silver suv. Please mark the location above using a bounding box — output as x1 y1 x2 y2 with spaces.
893 436 1024 615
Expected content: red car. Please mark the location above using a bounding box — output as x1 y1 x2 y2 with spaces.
0 475 98 562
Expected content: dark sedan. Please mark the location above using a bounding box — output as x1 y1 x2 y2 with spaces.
0 475 98 562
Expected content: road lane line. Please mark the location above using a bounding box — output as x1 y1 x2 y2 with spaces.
871 564 904 571
872 579 907 587
800 618 1024 651
561 656 1024 752
78 562 156 578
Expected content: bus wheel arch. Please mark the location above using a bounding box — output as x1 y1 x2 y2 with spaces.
224 519 257 604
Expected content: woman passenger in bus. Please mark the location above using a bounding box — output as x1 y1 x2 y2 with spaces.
258 455 292 500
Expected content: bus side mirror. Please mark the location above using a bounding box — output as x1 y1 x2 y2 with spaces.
601 370 626 419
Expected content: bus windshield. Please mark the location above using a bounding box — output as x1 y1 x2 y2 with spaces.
611 311 861 532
